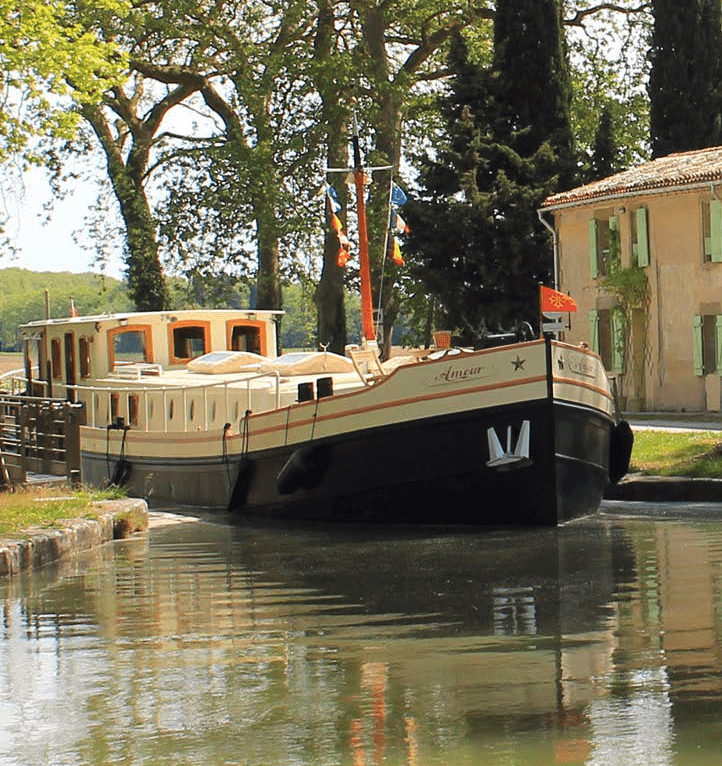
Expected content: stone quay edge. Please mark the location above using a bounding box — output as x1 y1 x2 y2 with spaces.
0 498 148 578
604 474 722 502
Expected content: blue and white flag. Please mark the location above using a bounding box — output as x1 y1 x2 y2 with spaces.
391 182 407 208
327 184 342 213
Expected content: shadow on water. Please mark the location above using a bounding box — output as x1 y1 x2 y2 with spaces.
3 501 722 765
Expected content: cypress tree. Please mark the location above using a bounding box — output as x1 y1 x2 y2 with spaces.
404 0 576 342
649 0 722 158
589 106 623 182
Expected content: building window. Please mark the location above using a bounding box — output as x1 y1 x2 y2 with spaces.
693 314 722 375
589 214 620 278
631 207 650 267
589 308 625 373
703 199 722 263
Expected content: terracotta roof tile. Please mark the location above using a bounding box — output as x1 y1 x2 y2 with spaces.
542 145 722 208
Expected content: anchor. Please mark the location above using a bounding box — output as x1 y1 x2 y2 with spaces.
486 420 532 469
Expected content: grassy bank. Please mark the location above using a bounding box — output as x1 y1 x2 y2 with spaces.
0 485 128 537
630 430 722 478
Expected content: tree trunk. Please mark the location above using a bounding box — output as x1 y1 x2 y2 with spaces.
312 0 350 354
82 103 169 311
117 160 169 311
315 119 349 354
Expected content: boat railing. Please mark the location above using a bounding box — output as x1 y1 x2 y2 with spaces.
0 370 282 434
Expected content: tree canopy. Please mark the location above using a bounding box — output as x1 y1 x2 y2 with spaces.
0 0 127 160
403 0 575 342
648 0 722 157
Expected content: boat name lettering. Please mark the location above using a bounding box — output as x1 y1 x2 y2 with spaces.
432 363 488 384
567 358 595 378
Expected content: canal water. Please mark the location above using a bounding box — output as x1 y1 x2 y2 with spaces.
2 502 722 766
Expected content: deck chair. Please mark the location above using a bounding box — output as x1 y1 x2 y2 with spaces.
347 344 385 385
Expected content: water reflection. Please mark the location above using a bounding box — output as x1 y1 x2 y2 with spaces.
1 505 722 765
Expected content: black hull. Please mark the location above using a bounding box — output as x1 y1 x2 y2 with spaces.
234 399 610 526
83 397 611 527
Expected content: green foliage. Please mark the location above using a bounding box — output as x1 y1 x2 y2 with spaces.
0 0 128 160
405 1 574 342
589 106 625 181
0 268 132 349
281 279 318 349
566 2 651 173
649 0 722 157
600 262 649 312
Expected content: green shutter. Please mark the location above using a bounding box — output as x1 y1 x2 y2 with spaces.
693 315 704 375
588 310 600 355
711 200 722 262
611 309 625 374
588 219 599 278
636 208 650 267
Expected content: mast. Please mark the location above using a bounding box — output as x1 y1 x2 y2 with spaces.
351 112 375 343
328 106 393 347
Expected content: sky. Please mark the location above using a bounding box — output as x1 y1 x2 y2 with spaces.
2 166 125 281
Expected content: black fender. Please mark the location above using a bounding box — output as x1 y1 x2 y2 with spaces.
110 458 132 487
608 420 634 484
277 443 331 495
228 457 256 511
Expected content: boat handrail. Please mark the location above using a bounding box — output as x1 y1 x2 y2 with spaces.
1 370 282 433
0 368 27 391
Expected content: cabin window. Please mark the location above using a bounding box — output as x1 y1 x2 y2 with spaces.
108 325 152 370
631 207 650 267
227 321 265 356
23 338 40 373
23 338 45 396
693 314 722 375
51 338 62 380
589 309 625 373
169 321 210 364
589 213 620 278
79 336 91 378
703 199 722 263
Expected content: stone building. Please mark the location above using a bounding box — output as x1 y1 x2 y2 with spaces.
541 146 722 412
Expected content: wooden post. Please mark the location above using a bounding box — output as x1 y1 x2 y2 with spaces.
63 402 84 481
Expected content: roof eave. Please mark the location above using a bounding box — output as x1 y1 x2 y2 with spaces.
541 179 722 213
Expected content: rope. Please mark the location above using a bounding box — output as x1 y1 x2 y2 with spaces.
222 422 232 484
241 409 251 459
